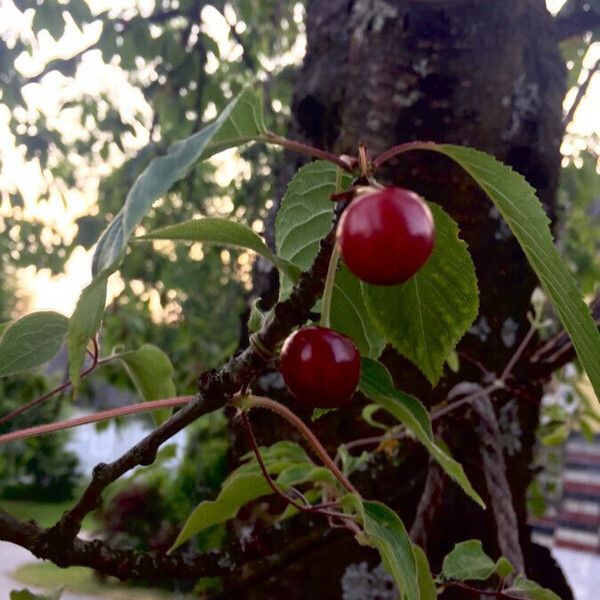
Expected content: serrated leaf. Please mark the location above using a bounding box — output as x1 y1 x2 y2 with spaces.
504 576 561 600
441 540 495 581
275 161 383 355
363 203 478 384
359 358 484 508
423 144 600 402
0 312 68 377
117 344 176 425
346 496 419 600
92 87 266 278
139 217 297 280
413 545 437 600
275 161 341 296
67 275 108 389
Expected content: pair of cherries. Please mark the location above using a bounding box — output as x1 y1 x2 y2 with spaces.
280 187 435 409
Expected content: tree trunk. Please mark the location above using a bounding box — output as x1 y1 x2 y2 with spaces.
245 1 571 597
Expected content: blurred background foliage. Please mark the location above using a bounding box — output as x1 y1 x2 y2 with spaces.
0 0 599 584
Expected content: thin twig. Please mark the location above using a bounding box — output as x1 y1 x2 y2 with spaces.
563 58 600 126
265 132 355 172
444 581 522 599
500 323 536 381
241 412 311 512
0 337 101 427
372 141 438 168
0 396 193 445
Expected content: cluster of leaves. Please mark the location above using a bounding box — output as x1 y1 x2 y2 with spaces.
1 0 302 378
3 85 600 596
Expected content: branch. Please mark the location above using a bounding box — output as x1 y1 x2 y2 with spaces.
0 396 193 445
0 507 337 585
38 211 342 553
554 10 600 41
529 295 600 378
563 58 600 125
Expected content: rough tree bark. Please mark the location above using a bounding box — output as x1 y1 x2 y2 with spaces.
246 1 571 598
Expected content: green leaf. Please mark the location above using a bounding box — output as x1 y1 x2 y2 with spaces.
67 275 108 390
425 144 600 401
359 358 484 508
539 422 569 447
171 457 330 552
495 557 515 579
170 473 271 552
346 497 419 600
275 161 383 355
67 88 266 387
504 576 561 600
276 463 335 487
527 480 547 518
441 540 495 582
0 312 68 377
275 161 340 296
412 545 437 600
92 87 266 278
117 344 176 425
0 321 10 337
139 217 297 280
332 267 386 358
363 203 478 384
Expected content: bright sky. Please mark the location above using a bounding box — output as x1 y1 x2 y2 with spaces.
0 0 598 316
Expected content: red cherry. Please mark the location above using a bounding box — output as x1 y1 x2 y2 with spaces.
280 326 360 409
336 187 435 285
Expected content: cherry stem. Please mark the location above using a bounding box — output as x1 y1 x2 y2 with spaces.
0 396 194 445
320 167 346 328
240 412 313 512
372 141 438 169
320 244 340 329
0 337 101 427
265 132 355 173
358 143 369 176
236 394 360 497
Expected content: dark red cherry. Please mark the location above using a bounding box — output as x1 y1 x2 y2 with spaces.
280 326 360 409
336 187 435 285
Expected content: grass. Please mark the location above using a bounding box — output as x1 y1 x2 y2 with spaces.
0 498 98 530
13 562 175 599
